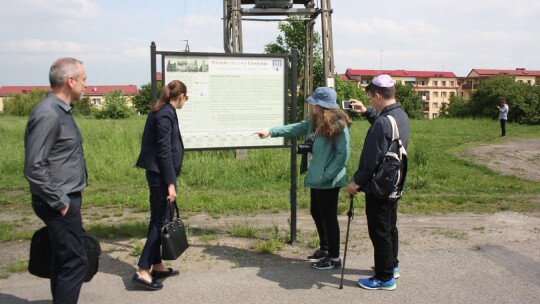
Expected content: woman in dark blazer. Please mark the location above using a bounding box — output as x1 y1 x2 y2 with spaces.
131 80 188 290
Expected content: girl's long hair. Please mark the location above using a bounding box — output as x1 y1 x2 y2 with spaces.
312 108 353 141
152 80 186 113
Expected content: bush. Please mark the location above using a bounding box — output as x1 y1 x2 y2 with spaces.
2 90 46 116
94 90 133 119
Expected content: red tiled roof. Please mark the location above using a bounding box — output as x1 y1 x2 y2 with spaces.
0 86 49 95
346 69 457 78
0 85 138 96
84 85 138 96
338 74 350 80
470 69 540 77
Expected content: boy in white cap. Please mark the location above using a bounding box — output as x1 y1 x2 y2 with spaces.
347 75 410 290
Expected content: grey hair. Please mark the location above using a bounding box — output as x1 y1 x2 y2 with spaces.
49 57 83 89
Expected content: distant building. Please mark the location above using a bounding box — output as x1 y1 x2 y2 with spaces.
457 68 540 100
0 85 138 113
342 69 459 119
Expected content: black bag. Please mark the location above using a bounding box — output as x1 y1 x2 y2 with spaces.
28 226 101 282
372 115 408 200
161 201 189 260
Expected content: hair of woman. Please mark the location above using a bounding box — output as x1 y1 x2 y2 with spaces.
312 108 352 141
152 80 186 112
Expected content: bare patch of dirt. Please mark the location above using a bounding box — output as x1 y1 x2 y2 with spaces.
458 138 540 182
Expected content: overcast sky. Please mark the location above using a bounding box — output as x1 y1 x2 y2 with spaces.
1 0 539 87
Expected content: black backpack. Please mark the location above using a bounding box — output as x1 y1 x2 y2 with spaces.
371 115 408 200
29 226 101 282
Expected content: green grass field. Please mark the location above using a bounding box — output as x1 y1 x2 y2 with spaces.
1 115 539 215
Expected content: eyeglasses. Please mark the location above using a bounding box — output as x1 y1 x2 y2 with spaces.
184 94 189 100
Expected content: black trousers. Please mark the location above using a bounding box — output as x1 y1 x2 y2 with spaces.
310 187 340 258
500 119 507 136
32 192 88 304
138 171 172 269
365 193 399 281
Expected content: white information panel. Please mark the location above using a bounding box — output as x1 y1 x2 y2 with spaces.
163 54 287 150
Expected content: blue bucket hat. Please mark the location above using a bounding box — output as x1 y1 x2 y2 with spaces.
306 87 338 109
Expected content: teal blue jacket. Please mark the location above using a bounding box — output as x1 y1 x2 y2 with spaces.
270 120 350 189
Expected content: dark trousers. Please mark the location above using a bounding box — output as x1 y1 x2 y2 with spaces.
32 192 88 304
137 171 172 269
500 119 507 136
365 193 399 281
310 187 340 258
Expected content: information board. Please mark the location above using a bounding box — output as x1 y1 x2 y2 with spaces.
162 53 288 150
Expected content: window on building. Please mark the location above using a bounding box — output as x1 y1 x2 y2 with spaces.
92 98 101 105
441 92 447 98
433 102 439 108
418 81 425 85
460 92 464 97
527 80 531 84
441 81 446 86
433 113 439 119
467 80 472 86
433 91 439 98
450 81 455 86
518 80 523 83
432 80 438 86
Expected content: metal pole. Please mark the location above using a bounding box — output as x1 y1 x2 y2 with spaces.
289 49 298 245
150 41 157 104
339 195 355 289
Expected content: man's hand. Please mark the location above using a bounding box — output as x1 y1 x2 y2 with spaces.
254 130 270 139
347 181 360 196
350 99 367 114
60 206 69 217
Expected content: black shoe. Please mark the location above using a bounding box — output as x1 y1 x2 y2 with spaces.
131 274 163 290
311 257 342 270
151 268 180 279
306 250 328 262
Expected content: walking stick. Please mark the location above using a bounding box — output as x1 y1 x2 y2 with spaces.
339 194 355 289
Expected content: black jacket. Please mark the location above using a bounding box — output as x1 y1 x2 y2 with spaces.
353 102 410 193
136 103 184 185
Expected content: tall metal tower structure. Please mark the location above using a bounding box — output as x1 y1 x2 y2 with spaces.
223 0 334 117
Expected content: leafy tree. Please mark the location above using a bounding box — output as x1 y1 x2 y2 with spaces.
3 89 46 116
264 17 324 120
73 96 93 116
94 90 133 119
469 75 540 124
132 82 162 115
444 94 470 118
395 83 424 119
335 76 366 119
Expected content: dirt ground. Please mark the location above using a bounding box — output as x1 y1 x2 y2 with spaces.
1 138 539 278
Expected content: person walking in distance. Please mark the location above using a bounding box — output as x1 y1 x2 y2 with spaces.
24 57 89 303
347 75 410 291
497 99 509 137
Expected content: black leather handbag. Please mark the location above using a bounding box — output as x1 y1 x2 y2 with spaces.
161 201 189 260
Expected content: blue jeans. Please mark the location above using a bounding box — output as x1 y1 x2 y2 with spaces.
137 171 173 269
